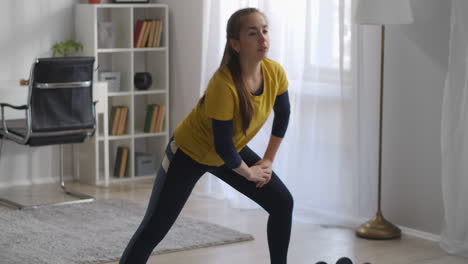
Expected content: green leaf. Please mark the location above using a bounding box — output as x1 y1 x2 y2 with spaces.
50 39 83 57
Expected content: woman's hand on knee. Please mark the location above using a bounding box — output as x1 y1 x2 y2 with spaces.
255 159 273 188
246 164 271 185
255 159 272 174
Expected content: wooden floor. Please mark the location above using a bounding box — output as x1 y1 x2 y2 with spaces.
1 179 467 264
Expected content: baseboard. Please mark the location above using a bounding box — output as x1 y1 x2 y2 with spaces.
0 179 32 188
400 225 440 242
0 174 75 188
281 208 442 243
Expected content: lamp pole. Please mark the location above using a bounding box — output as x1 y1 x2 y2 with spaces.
356 25 401 240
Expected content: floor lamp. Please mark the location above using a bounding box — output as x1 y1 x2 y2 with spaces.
354 0 414 239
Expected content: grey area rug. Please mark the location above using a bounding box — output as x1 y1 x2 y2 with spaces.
0 199 254 264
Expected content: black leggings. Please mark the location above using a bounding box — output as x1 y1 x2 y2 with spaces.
120 139 294 264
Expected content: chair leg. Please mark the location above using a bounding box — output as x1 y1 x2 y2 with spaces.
0 137 30 209
0 134 3 163
58 144 95 204
0 144 95 210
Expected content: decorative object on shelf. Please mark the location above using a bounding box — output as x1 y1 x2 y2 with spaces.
51 40 83 57
99 72 121 92
354 0 414 240
88 0 100 3
134 72 152 90
98 22 115 49
114 0 149 3
135 152 156 176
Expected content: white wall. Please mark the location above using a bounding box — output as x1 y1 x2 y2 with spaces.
380 0 450 235
0 0 78 187
156 0 205 133
0 0 78 80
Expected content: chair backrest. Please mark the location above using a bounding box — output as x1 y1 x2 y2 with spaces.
29 57 95 133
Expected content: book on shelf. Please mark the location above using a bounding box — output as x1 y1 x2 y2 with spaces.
143 104 166 133
147 20 156 47
155 104 165 132
113 146 129 178
117 106 128 135
110 106 121 136
110 106 129 136
143 104 155 133
113 147 122 177
133 20 144 48
136 20 149 48
119 147 129 178
142 20 154 48
149 104 159 133
154 20 163 47
143 20 153 47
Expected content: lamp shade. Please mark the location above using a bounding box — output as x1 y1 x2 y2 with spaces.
355 0 414 25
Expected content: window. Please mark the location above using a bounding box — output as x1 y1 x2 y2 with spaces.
304 0 352 85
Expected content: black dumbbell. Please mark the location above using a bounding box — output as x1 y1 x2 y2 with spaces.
336 257 353 264
316 257 361 264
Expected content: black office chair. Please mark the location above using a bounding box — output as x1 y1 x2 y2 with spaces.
0 57 97 209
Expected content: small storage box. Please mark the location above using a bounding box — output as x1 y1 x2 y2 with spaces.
99 72 121 92
135 152 156 176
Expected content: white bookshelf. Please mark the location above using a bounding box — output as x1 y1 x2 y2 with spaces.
75 3 169 186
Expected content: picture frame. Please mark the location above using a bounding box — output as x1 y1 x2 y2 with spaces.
98 22 115 49
113 0 150 3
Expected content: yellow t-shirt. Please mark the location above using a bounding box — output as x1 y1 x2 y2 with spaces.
174 58 288 166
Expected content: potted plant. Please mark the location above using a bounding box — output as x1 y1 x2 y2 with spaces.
51 40 83 57
19 40 85 86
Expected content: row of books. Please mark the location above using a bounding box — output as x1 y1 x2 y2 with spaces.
144 104 166 133
110 106 129 136
134 19 163 48
110 104 166 135
114 146 129 178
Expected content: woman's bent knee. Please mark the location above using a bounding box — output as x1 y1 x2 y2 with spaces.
283 191 294 213
271 190 294 216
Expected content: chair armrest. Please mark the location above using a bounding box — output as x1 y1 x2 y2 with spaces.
1 103 28 127
0 103 30 145
1 103 28 123
0 103 28 110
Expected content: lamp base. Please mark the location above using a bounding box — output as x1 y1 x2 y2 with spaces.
356 211 401 239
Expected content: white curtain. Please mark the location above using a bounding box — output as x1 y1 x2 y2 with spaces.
196 0 370 225
440 0 468 257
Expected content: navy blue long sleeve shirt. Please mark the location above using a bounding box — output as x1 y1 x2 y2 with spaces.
212 91 290 169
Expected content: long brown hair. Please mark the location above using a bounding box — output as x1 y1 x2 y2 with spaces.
198 7 264 135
